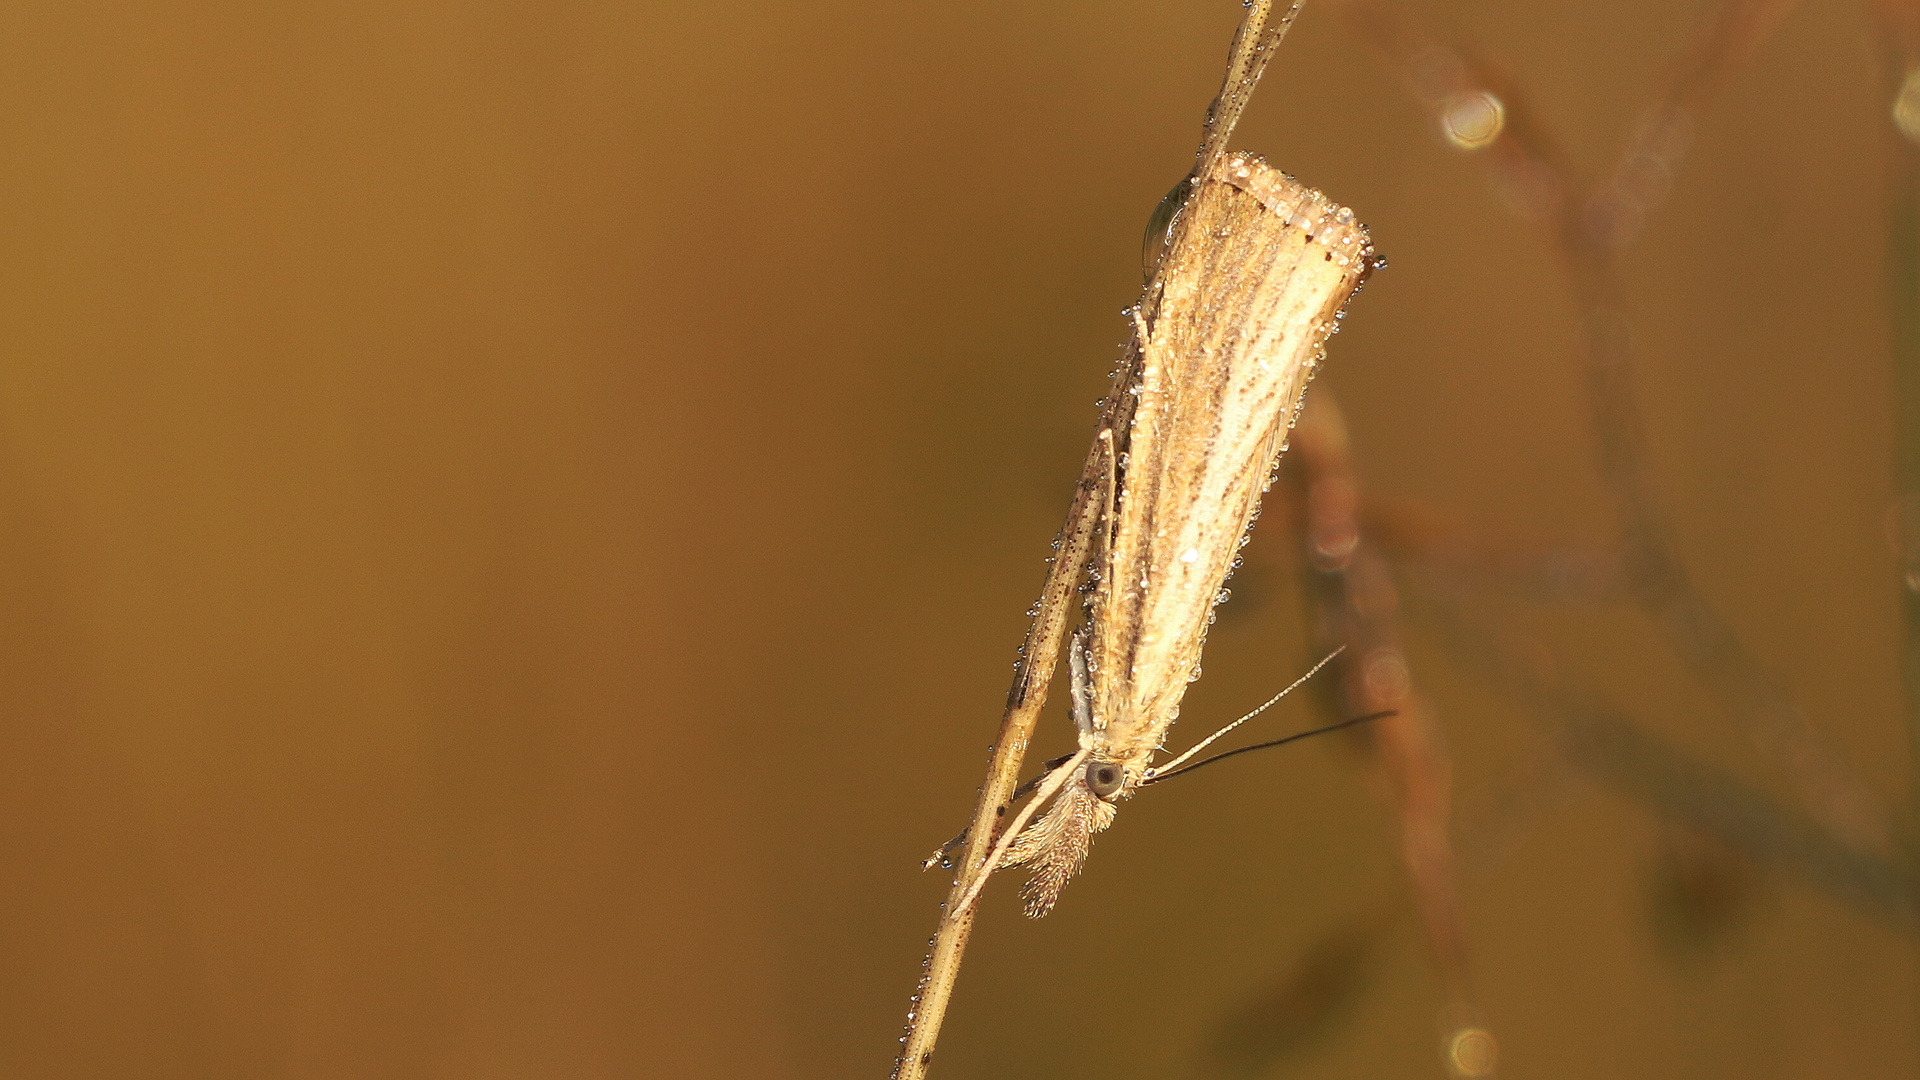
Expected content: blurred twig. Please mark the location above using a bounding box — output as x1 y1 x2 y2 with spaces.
1203 901 1398 1076
1869 0 1920 1048
1207 603 1918 1073
1415 590 1920 927
1212 2 1913 1067
1871 0 1920 851
1288 395 1492 1068
1199 674 1570 1074
1326 0 1894 860
1360 493 1625 604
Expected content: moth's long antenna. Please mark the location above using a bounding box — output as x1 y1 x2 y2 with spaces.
950 748 1089 919
1140 711 1394 786
1143 645 1344 780
1136 707 1397 780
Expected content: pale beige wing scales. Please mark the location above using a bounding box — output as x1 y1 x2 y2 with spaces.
1090 152 1374 758
1005 152 1374 917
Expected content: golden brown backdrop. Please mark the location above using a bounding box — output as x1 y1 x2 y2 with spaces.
0 1 1913 1077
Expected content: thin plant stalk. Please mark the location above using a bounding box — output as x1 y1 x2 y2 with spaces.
888 5 1305 1076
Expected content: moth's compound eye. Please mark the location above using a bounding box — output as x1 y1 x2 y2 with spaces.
1086 761 1124 799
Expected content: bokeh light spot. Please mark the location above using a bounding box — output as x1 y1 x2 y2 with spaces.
1445 1027 1499 1078
1362 647 1410 706
1895 69 1920 143
1440 91 1505 150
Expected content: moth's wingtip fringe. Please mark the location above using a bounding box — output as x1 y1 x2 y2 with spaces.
1019 845 1082 918
1021 875 1069 919
1210 149 1374 263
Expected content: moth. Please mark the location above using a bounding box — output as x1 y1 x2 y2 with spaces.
894 7 1378 1077
956 150 1378 918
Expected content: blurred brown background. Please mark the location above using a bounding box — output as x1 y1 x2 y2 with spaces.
0 0 1913 1077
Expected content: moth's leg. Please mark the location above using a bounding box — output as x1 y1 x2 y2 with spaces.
1012 752 1078 803
1069 629 1095 738
921 830 966 871
1090 315 1151 643
921 752 1077 869
1085 426 1120 585
1083 421 1124 661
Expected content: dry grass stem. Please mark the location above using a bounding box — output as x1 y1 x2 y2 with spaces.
891 5 1325 1077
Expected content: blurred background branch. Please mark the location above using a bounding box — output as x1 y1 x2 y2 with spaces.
1198 0 1917 1072
1873 0 1920 849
